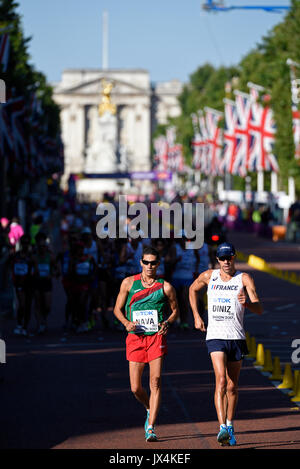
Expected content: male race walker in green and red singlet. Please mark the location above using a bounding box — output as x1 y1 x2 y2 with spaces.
114 245 179 442
189 242 263 447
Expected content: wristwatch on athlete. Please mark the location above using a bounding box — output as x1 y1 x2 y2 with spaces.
163 320 170 328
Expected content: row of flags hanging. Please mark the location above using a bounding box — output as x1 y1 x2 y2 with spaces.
153 126 184 173
0 31 64 179
191 82 300 177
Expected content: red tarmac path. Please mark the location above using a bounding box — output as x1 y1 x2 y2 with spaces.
0 229 299 451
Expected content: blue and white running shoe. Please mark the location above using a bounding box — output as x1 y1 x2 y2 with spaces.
217 425 230 446
227 425 237 446
145 426 157 442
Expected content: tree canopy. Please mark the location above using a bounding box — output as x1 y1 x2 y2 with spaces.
160 0 300 193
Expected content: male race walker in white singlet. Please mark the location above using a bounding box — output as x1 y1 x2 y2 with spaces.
189 242 263 446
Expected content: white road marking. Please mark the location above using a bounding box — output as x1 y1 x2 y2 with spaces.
275 304 296 311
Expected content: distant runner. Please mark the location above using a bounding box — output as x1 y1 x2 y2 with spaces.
113 245 179 442
189 242 263 446
9 235 34 336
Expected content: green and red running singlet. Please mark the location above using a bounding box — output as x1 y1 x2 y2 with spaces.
125 274 167 336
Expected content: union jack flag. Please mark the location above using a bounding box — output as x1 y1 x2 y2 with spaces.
0 103 13 157
233 90 253 176
0 33 10 72
166 126 184 172
221 98 238 175
153 135 168 171
247 85 278 172
9 97 29 163
191 113 203 170
292 107 300 160
204 107 223 176
197 110 210 175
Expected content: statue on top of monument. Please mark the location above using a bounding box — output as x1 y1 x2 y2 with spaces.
98 79 116 117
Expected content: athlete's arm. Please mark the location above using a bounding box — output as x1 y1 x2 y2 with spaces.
189 269 213 331
160 281 179 335
239 273 263 315
113 276 136 332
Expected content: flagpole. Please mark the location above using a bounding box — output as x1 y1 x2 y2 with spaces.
257 170 264 194
271 171 278 193
102 10 108 70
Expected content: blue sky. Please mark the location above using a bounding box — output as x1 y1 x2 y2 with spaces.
16 0 290 85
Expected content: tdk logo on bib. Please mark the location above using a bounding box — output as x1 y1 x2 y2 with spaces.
138 310 154 316
213 298 231 303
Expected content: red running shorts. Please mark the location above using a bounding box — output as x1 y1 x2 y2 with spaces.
126 333 167 363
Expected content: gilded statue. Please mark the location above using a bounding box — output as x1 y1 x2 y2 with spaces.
98 79 116 117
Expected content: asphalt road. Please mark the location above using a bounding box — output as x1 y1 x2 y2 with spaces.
0 229 299 451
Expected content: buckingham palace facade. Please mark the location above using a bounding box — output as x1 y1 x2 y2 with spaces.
53 68 182 199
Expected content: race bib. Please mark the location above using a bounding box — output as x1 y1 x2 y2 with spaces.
38 263 50 277
132 309 158 333
14 263 28 276
76 261 90 276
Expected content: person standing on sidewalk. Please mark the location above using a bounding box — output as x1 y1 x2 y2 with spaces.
113 245 179 442
189 242 263 446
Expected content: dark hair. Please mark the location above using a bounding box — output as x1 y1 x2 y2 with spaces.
35 232 47 243
142 245 160 260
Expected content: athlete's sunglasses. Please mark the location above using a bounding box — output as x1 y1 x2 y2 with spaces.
218 255 234 262
141 259 159 266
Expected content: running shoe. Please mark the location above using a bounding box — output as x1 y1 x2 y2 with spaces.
37 324 46 335
145 427 157 442
76 322 89 333
144 410 150 432
227 425 237 446
217 425 230 446
13 325 23 335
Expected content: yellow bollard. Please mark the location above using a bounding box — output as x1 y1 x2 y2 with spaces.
254 343 265 366
289 370 299 396
247 336 257 359
269 356 282 380
262 349 273 372
291 372 300 402
278 363 294 389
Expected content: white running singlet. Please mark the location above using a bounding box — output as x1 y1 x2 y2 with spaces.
206 269 245 340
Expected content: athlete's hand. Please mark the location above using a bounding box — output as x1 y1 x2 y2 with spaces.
125 321 137 332
194 316 206 332
158 321 169 336
237 287 247 305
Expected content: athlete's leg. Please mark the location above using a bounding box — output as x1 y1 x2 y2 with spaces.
34 290 42 330
23 289 32 331
225 360 242 422
44 291 52 321
148 356 164 427
210 351 228 425
129 361 149 410
16 290 25 327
